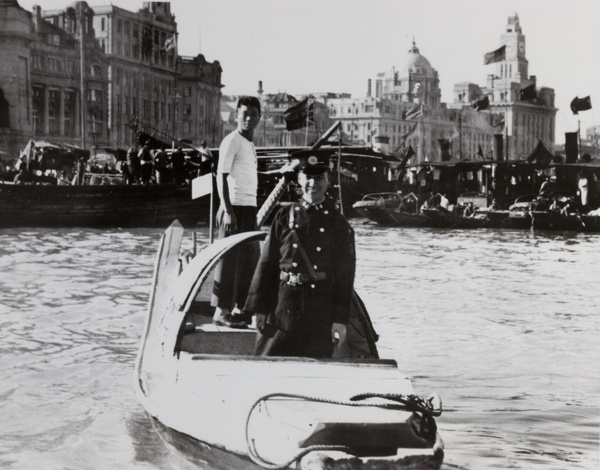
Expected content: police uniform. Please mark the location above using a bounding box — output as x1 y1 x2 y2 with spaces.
244 152 355 358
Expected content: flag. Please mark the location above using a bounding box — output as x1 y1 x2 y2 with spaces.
191 173 213 199
472 96 489 111
449 127 460 142
570 96 592 115
401 121 419 140
439 139 451 161
519 84 537 101
164 34 177 52
403 104 423 121
483 45 506 64
402 145 415 162
284 98 314 131
492 113 505 129
477 145 484 160
526 140 554 165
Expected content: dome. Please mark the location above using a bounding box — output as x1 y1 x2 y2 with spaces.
399 40 434 77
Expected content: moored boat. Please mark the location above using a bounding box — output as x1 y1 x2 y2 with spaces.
0 180 208 228
421 207 488 229
353 192 431 227
134 222 444 469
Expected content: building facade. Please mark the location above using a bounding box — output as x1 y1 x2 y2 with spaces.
327 14 555 164
327 39 498 163
221 83 333 148
41 2 109 148
177 54 222 147
90 2 222 149
454 13 556 160
0 0 222 160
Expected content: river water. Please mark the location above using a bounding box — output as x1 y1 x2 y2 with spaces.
0 221 598 470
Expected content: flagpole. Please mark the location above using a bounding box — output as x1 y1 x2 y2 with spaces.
209 174 214 244
304 98 310 146
459 108 463 159
577 115 581 160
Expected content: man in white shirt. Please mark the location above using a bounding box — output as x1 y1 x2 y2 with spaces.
212 96 261 328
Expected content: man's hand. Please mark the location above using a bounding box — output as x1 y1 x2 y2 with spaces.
219 206 238 235
331 323 347 347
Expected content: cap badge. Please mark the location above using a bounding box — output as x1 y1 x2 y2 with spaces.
308 156 319 165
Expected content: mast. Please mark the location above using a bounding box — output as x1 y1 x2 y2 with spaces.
78 2 86 148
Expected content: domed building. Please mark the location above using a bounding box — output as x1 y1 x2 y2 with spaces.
378 40 441 108
328 38 494 164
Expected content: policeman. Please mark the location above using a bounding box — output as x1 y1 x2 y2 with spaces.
244 150 356 358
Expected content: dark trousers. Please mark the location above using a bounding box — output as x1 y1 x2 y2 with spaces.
211 205 258 311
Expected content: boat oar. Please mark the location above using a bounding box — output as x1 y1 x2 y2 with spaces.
256 161 299 227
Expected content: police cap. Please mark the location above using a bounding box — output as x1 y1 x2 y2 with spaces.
292 150 331 174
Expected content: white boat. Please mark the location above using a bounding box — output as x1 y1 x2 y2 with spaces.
134 221 444 469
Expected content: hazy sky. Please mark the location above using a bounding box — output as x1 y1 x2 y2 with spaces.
20 0 600 143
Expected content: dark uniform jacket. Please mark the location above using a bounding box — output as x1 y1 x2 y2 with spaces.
245 196 355 333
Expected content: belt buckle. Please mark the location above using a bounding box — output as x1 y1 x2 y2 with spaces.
287 273 302 286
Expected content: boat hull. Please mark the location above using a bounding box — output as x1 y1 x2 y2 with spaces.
354 201 430 227
134 226 444 469
0 182 208 227
422 208 488 229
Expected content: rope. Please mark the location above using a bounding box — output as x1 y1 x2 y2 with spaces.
244 392 442 469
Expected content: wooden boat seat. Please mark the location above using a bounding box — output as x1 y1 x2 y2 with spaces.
180 324 257 355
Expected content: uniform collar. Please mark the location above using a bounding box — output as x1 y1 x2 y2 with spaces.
299 195 334 212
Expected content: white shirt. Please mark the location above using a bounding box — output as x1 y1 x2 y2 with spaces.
217 131 257 206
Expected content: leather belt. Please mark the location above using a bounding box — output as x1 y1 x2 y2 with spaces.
280 271 327 286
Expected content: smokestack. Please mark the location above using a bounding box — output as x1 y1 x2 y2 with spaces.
367 79 372 98
33 5 42 33
257 80 263 95
494 134 504 162
564 132 578 163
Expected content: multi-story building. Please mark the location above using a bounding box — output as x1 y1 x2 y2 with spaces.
328 39 499 163
41 2 109 148
328 14 555 164
454 13 556 160
221 83 333 148
177 54 223 147
0 0 222 159
0 0 109 156
89 1 222 149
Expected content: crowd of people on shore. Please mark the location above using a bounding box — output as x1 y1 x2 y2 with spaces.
1 140 216 186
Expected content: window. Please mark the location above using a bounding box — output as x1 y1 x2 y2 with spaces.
48 89 60 134
64 90 76 136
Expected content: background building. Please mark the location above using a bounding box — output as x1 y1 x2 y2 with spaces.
221 82 333 148
455 13 557 161
327 14 556 164
0 0 223 160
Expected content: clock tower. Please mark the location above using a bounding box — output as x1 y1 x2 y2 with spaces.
497 13 528 84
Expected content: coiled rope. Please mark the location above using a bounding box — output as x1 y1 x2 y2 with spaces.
245 392 442 469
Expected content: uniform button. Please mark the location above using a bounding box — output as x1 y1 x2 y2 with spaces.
310 284 315 289
319 228 325 232
292 262 298 267
324 210 329 214
313 265 318 270
295 206 300 211
293 243 298 248
316 247 322 251
295 224 299 228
